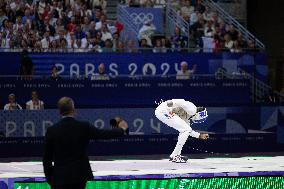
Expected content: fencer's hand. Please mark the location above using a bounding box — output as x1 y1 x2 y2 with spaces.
118 121 129 131
199 133 209 140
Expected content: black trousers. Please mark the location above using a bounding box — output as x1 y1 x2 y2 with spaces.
52 182 86 189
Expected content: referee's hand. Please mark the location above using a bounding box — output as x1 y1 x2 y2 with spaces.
199 133 209 140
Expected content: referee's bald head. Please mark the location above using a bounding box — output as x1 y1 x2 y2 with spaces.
57 97 75 116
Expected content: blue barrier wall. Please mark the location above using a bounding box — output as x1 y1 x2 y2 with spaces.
0 52 268 81
0 107 283 142
0 79 251 107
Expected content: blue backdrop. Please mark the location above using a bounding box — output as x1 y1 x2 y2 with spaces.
0 107 283 141
0 52 268 81
0 79 251 107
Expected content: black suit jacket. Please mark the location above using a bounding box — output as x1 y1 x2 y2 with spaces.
43 117 125 186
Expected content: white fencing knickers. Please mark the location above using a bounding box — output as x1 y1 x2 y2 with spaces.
155 107 200 158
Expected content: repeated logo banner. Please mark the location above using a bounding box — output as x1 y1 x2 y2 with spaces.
0 79 251 107
125 7 164 33
0 52 268 82
0 107 282 137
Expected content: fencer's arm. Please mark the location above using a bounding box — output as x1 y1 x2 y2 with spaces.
88 123 126 140
189 129 200 138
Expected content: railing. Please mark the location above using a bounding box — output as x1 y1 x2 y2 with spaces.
166 3 189 38
203 0 265 49
117 4 140 47
215 0 247 24
165 0 265 49
217 68 284 103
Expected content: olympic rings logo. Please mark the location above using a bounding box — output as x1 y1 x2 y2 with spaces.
130 13 154 25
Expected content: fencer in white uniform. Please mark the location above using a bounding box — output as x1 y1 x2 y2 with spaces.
155 99 209 163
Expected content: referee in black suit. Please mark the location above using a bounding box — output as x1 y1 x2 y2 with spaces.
43 97 127 189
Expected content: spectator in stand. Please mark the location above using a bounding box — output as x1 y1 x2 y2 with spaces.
94 9 102 23
140 0 155 7
38 0 47 15
114 21 124 34
171 27 188 51
0 8 8 28
116 41 125 52
196 0 205 14
82 17 91 33
204 20 215 38
91 63 110 80
138 20 156 47
50 66 62 81
126 40 137 53
213 34 221 53
66 16 76 32
180 0 195 18
55 18 65 34
19 50 34 78
40 17 56 36
161 38 171 49
74 25 86 40
228 25 239 41
73 39 85 52
41 31 51 51
237 33 248 49
203 6 212 22
176 61 197 80
58 38 68 52
230 41 242 53
26 91 44 110
190 9 199 26
96 31 105 45
67 31 76 49
95 14 108 31
22 8 34 25
126 0 141 7
224 33 234 50
153 39 167 53
112 32 120 51
91 0 107 11
50 40 58 52
13 16 24 31
247 40 257 52
140 38 152 52
102 39 113 52
211 11 222 25
4 94 22 110
101 24 113 41
218 20 227 35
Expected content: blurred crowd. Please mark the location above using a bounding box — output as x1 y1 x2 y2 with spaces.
172 0 256 53
123 0 165 8
0 0 127 52
0 0 259 53
122 0 258 53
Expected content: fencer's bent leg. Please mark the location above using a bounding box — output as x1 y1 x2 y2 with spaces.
155 110 200 158
170 130 190 157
